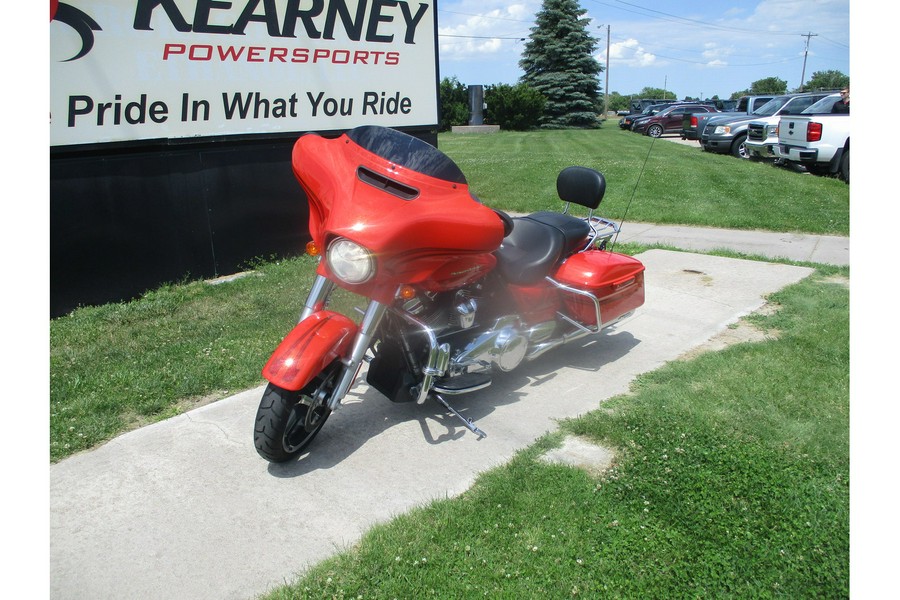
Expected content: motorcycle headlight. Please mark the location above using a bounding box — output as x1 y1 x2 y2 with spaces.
326 238 375 284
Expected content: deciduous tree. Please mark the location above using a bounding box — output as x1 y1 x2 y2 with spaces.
439 77 469 131
803 70 849 92
750 77 788 95
484 83 546 130
637 87 674 100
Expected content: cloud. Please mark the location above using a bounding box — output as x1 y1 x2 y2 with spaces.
437 2 536 61
701 43 731 67
610 38 658 67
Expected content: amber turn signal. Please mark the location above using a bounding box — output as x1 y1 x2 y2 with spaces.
306 241 321 256
398 285 416 300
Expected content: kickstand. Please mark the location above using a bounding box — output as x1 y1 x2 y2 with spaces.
434 394 487 439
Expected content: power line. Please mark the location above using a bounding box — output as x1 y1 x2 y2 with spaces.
587 0 817 37
438 9 533 24
439 33 527 40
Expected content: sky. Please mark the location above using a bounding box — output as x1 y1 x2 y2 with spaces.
437 0 851 100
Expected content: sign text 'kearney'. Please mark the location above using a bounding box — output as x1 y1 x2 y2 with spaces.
133 0 431 44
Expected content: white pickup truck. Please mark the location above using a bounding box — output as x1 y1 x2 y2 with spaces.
777 94 850 183
744 93 835 161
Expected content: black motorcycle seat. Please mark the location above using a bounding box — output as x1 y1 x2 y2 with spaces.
495 212 590 285
527 211 592 253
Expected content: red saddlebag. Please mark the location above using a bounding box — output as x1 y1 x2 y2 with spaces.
553 251 645 327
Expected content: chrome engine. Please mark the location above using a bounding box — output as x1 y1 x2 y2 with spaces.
450 315 529 373
376 283 603 404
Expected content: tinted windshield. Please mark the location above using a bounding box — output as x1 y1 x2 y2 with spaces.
801 94 842 114
643 104 668 114
347 126 467 184
753 96 790 116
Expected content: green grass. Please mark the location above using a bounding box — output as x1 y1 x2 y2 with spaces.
262 269 849 599
50 256 367 462
438 129 849 235
50 257 317 461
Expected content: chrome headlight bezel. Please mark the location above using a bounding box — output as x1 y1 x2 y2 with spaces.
326 238 375 284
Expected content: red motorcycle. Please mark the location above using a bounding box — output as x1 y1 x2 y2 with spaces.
254 126 645 462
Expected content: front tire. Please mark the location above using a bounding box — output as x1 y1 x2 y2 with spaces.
730 133 749 159
254 362 340 462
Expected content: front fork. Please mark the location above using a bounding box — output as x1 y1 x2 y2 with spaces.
300 275 337 322
301 275 388 411
300 275 482 438
329 299 386 410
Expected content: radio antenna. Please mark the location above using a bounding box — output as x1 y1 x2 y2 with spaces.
611 137 655 250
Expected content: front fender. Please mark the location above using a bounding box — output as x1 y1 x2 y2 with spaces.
262 311 359 391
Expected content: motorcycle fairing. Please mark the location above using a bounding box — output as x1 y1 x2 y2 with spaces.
293 129 506 303
262 311 358 391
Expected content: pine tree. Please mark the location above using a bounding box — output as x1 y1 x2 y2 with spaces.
519 0 602 128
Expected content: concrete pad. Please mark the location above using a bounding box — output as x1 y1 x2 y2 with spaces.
49 250 814 600
538 435 616 477
450 125 500 134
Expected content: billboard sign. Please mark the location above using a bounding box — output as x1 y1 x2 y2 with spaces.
50 0 439 147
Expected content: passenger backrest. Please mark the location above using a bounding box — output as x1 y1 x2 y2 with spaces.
556 166 606 210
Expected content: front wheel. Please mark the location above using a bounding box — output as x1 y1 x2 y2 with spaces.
730 133 749 159
254 362 340 462
647 124 664 138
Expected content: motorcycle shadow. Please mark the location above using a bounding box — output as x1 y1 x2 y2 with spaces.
267 329 640 478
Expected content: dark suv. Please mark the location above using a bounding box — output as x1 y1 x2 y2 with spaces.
618 103 675 130
633 104 719 137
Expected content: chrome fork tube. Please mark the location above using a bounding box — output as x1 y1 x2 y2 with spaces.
328 299 388 411
299 275 336 322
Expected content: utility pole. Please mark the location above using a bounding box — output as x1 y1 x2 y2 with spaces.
799 32 817 91
603 24 610 119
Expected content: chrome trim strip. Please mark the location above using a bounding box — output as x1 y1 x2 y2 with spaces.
545 276 602 334
433 380 492 395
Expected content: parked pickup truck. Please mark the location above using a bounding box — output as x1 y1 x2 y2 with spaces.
700 92 830 159
681 95 773 140
745 93 840 161
778 94 850 182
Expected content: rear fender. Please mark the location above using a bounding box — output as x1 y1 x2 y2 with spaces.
262 311 358 391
